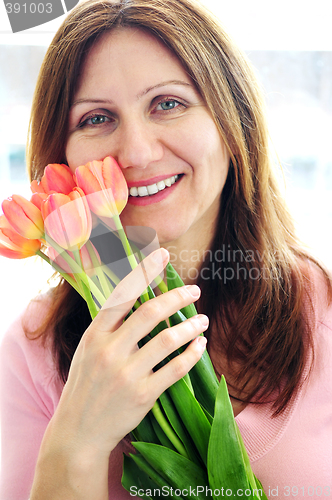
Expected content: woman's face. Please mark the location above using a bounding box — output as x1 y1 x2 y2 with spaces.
66 28 230 246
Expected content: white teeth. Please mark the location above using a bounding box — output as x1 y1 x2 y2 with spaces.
129 175 179 197
147 183 159 195
137 186 149 197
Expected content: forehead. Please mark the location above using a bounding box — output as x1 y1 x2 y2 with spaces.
88 27 173 60
75 27 191 94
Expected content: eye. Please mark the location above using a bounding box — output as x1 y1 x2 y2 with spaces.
89 115 110 125
154 98 184 113
78 113 112 128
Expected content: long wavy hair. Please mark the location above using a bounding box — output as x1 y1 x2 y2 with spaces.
26 0 331 415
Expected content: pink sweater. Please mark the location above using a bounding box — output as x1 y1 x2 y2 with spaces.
1 282 332 499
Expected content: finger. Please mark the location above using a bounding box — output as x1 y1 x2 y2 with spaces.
133 314 209 374
118 284 202 345
149 335 208 397
95 247 169 332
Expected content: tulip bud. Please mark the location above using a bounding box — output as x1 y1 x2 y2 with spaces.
2 194 44 239
0 215 42 259
30 192 48 211
42 187 92 251
75 156 128 218
30 163 76 195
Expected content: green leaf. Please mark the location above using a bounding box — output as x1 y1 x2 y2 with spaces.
207 375 250 499
234 426 269 500
129 452 175 494
158 390 202 466
200 403 214 425
166 263 219 416
149 410 177 452
189 348 219 416
166 262 197 318
133 442 209 500
167 377 211 465
133 412 162 445
254 477 269 500
122 454 155 499
169 309 188 327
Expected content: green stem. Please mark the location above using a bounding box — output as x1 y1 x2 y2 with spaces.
101 263 120 287
155 275 168 294
112 215 149 303
44 235 106 307
85 241 112 298
36 250 84 297
113 214 138 270
72 248 100 318
151 400 189 459
99 218 169 295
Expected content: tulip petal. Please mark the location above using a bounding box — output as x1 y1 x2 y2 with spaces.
0 215 41 258
30 193 48 211
44 163 76 194
2 195 44 239
75 156 128 218
30 179 46 194
42 189 92 251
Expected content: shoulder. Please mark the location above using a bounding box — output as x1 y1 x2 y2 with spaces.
306 262 332 385
0 291 63 415
300 259 332 329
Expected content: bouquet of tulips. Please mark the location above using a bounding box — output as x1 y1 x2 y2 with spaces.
0 157 267 500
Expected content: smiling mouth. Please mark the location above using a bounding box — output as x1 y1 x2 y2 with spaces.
129 174 181 197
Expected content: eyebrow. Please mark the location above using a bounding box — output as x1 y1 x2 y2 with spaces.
70 80 193 109
137 80 192 99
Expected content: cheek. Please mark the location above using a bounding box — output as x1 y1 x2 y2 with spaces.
65 139 83 173
170 114 227 168
65 137 107 174
180 124 229 183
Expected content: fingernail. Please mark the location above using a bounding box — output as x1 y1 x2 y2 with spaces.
184 284 200 298
196 336 207 348
193 314 209 328
151 248 169 264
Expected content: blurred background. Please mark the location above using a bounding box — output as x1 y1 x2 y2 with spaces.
0 0 331 337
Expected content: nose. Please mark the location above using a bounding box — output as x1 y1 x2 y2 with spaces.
113 119 164 170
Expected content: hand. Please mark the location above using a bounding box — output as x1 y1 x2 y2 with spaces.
42 247 208 464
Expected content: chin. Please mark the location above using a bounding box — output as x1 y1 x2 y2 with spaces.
120 209 183 245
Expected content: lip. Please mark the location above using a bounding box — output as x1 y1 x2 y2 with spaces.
127 174 183 206
126 173 181 189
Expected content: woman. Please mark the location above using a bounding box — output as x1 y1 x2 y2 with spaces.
1 0 332 498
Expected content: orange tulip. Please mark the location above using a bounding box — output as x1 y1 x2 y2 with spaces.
30 192 48 211
75 156 128 218
47 242 101 277
0 215 42 259
30 163 76 195
42 187 92 251
2 194 44 239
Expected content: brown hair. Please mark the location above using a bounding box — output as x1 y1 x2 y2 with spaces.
27 0 331 414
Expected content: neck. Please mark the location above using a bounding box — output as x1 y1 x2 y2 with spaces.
163 217 216 286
